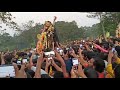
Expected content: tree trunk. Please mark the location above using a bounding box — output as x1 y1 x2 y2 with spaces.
101 21 106 39
100 14 106 41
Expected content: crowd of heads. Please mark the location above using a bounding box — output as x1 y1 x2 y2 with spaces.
1 36 120 78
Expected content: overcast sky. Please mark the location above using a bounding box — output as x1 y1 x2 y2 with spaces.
3 12 100 36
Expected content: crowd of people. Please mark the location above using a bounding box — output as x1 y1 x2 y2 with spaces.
0 35 120 78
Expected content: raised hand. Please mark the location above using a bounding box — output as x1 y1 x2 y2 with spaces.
34 51 44 78
77 64 87 78
51 58 55 66
1 52 5 65
108 50 114 59
46 58 52 67
108 50 114 64
78 48 83 56
13 63 27 78
54 50 69 78
70 66 77 78
54 16 57 21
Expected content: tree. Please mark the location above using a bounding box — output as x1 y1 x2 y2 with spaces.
0 32 14 51
103 12 120 36
87 12 106 38
0 21 96 51
87 12 120 37
0 12 18 29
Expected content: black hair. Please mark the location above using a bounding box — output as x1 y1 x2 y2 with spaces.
98 53 108 61
41 62 46 70
28 53 32 58
67 48 75 58
114 64 120 78
112 62 117 69
32 55 39 64
82 51 97 60
93 58 105 73
109 43 114 48
81 50 88 55
86 51 97 60
95 40 100 45
115 38 120 42
25 69 35 78
84 67 98 78
51 61 61 72
115 46 120 57
112 38 116 44
53 71 64 78
68 54 74 59
112 62 120 78
4 54 13 64
19 52 25 57
41 74 51 78
101 41 109 50
26 72 32 78
32 58 38 64
72 45 79 55
63 48 68 54
93 48 101 53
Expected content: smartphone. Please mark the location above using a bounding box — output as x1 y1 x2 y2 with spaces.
48 57 53 61
72 58 79 70
0 65 15 78
44 51 55 58
49 51 55 57
57 48 60 52
17 60 22 65
72 58 79 66
68 48 73 53
59 49 63 55
44 52 50 57
80 44 83 48
57 48 63 55
112 48 115 53
22 59 28 63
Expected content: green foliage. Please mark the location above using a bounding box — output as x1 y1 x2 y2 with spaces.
55 21 85 42
1 12 120 51
87 12 120 37
0 12 18 29
0 20 86 51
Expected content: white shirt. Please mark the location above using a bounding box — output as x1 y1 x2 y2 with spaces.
31 66 48 75
104 60 108 68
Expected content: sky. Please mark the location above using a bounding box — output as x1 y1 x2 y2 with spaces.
2 12 100 36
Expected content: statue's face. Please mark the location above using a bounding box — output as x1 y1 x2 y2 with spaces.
44 26 49 30
44 21 51 30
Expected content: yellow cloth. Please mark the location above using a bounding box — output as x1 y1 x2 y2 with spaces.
36 32 47 53
115 57 120 64
106 57 120 78
106 64 114 78
49 66 53 76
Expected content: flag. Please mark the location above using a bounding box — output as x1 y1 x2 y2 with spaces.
106 32 110 38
